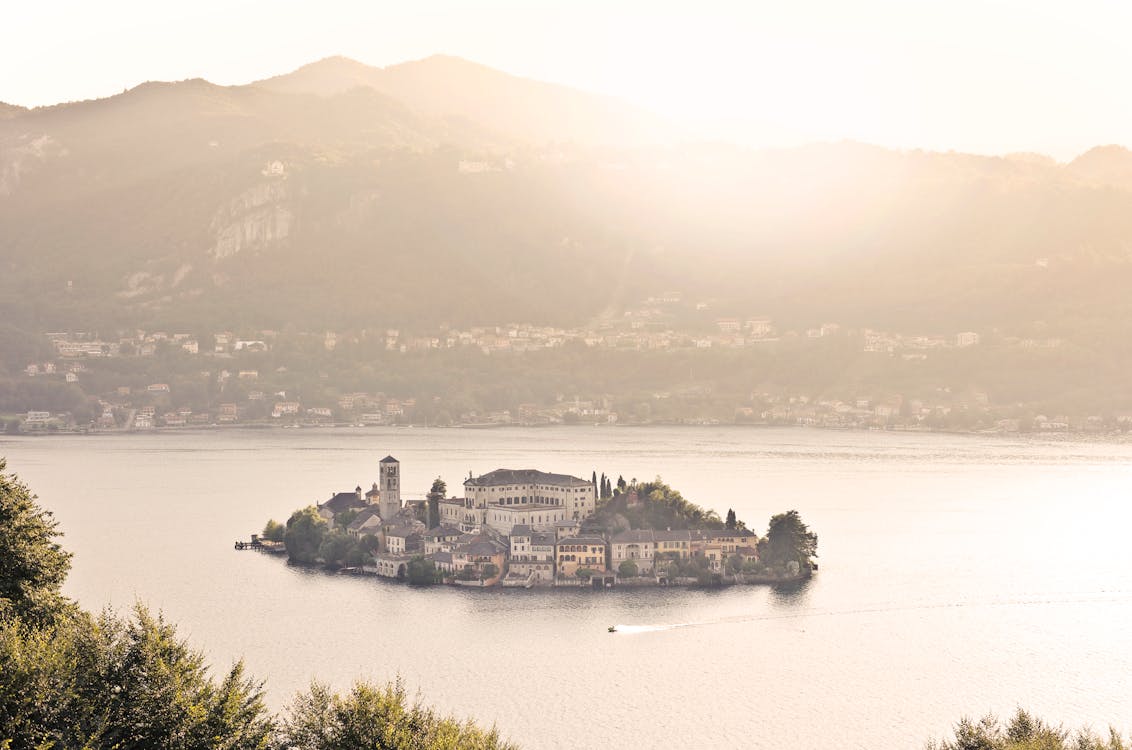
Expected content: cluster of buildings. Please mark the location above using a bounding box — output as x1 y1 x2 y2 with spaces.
312 456 759 588
12 313 1098 436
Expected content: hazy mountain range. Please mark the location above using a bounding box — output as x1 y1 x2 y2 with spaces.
3 54 1132 340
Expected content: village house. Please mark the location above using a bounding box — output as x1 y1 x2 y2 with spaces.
423 525 464 554
451 535 507 582
383 525 423 556
611 529 658 575
653 530 693 561
555 536 609 579
371 553 412 579
506 525 556 584
317 487 367 526
346 506 383 539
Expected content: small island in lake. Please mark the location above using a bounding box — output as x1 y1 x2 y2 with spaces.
256 454 817 588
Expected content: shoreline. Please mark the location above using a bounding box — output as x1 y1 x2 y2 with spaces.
275 554 815 591
7 421 1130 444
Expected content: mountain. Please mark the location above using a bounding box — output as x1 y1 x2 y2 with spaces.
1066 144 1132 188
253 55 675 147
0 102 25 119
2 56 1132 346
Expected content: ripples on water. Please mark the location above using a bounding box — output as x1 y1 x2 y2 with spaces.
2 426 1131 749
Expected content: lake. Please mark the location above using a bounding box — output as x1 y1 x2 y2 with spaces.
2 426 1131 748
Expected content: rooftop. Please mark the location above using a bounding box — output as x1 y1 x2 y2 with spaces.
465 468 592 488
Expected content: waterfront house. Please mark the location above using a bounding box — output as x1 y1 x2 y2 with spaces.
372 552 412 579
452 536 507 582
428 550 456 575
555 536 609 579
508 526 556 583
653 530 693 561
611 529 657 575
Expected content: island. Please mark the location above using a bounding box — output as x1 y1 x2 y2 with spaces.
255 454 818 588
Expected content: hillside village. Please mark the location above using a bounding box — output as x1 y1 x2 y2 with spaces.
6 307 1128 436
259 455 815 588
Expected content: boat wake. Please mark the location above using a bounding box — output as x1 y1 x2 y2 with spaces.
610 590 1132 634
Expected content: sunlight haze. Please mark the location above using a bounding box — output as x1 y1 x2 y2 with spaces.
5 0 1132 158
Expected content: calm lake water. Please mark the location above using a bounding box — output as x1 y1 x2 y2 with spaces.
2 426 1131 748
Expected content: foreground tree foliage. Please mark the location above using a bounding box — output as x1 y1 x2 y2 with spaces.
0 606 273 749
281 680 516 750
0 458 516 749
926 709 1131 750
0 458 74 627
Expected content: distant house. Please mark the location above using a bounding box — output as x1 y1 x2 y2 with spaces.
272 401 301 418
147 383 170 393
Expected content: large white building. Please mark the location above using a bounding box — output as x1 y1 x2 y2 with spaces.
439 468 597 534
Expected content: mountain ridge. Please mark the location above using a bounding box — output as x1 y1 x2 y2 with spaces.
1 55 1132 342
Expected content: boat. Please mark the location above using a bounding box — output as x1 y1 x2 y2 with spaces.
607 625 617 633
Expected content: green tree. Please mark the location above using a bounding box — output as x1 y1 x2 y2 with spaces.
318 532 356 568
923 709 1125 750
262 518 285 542
762 510 818 570
616 475 626 492
480 563 500 581
617 560 638 578
0 605 274 749
725 508 737 530
280 679 516 750
0 458 74 626
335 508 359 530
407 555 440 585
575 568 595 581
358 534 381 554
426 477 447 529
284 506 328 564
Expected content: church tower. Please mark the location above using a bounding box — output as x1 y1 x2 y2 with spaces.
379 455 401 521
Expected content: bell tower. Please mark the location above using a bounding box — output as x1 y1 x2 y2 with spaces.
379 455 401 521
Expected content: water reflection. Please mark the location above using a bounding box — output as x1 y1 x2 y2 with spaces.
768 576 814 607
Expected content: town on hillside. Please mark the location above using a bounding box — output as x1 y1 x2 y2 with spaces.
255 455 818 589
6 299 1129 436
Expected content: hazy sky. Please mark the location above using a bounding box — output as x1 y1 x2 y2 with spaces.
5 0 1132 158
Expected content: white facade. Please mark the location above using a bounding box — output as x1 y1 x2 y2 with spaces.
451 469 596 535
485 504 570 535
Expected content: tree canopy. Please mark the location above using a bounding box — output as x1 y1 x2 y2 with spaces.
283 505 328 564
281 679 516 750
761 510 818 569
927 709 1130 750
0 458 74 627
